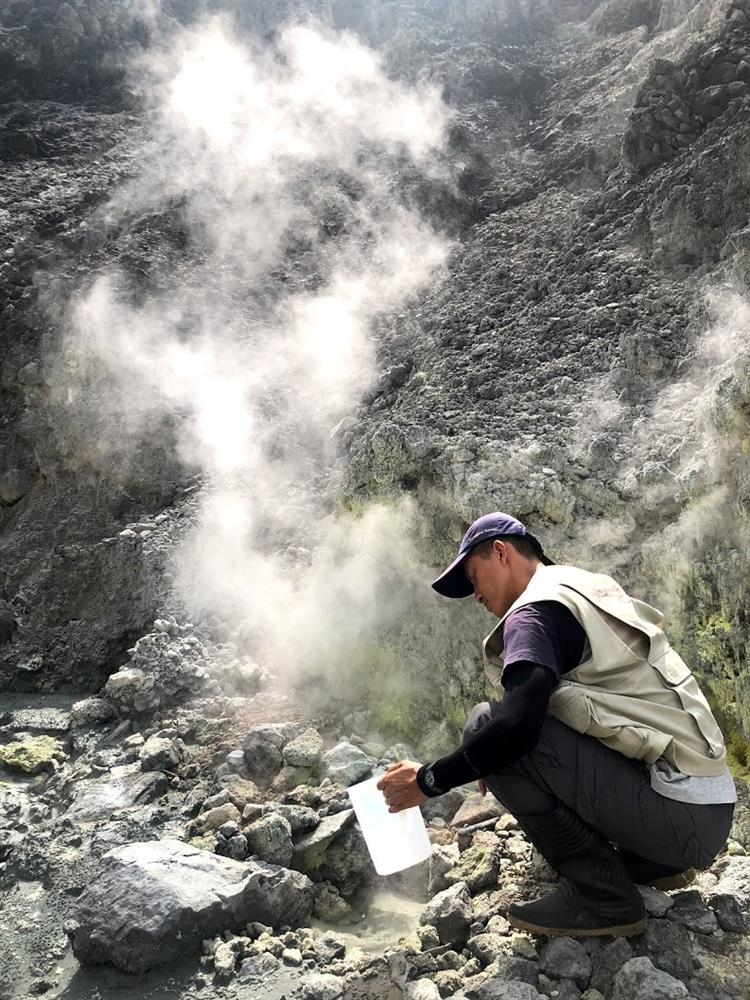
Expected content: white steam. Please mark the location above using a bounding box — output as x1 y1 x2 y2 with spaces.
60 16 454 682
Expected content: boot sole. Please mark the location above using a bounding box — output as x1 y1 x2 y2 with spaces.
507 912 647 938
650 868 696 892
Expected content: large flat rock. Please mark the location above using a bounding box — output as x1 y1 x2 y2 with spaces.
64 838 314 972
65 766 168 822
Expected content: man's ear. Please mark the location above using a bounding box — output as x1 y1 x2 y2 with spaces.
493 539 506 561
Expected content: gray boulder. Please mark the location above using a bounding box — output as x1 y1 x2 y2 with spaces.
291 809 354 872
320 825 375 895
63 838 313 972
428 842 460 895
283 728 324 769
709 856 750 909
262 803 320 834
70 697 116 728
321 741 373 786
245 812 293 866
612 957 689 1000
421 788 466 824
242 725 284 784
139 735 184 772
420 881 473 947
65 767 167 822
539 936 592 988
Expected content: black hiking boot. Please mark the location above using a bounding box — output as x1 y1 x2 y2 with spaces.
615 847 697 892
507 801 647 938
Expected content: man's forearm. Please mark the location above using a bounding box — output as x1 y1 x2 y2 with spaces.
416 661 556 796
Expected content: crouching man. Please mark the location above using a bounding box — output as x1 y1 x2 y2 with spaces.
377 512 735 938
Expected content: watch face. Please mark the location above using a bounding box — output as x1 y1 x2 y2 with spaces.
424 767 436 789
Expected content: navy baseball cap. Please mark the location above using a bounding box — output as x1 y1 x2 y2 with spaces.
431 512 554 598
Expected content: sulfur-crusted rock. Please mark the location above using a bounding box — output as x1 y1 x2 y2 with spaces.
444 843 502 894
0 735 67 774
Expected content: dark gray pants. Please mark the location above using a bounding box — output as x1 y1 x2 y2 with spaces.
464 703 734 871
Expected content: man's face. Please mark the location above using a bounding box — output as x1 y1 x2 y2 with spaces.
464 542 515 617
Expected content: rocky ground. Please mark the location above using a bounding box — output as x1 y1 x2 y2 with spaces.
3 0 750 998
2 687 750 1000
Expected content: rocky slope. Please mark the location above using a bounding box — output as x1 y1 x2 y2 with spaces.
2 1 750 998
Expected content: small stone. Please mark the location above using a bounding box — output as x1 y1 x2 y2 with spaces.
213 941 237 979
467 932 508 966
236 952 281 980
245 813 293 867
484 955 539 986
420 881 473 948
638 886 673 918
708 856 750 908
321 741 372 786
139 735 183 772
282 947 302 965
540 937 592 988
708 892 746 933
429 842 460 896
283 728 324 768
225 749 245 770
611 956 688 1000
590 938 632 996
444 843 502 894
462 980 542 999
290 809 354 872
312 882 352 924
451 792 506 827
404 979 442 1000
666 890 718 934
70 697 116 728
433 969 465 996
417 924 441 950
511 933 538 960
196 803 242 833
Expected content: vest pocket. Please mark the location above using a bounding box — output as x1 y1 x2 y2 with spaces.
549 685 669 763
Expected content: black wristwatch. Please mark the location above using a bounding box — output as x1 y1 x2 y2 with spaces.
416 763 446 797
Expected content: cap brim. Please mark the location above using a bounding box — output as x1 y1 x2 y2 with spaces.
431 551 474 598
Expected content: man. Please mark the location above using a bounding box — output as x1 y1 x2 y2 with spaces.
377 512 736 937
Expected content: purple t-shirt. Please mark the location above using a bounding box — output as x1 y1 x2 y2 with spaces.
502 600 588 681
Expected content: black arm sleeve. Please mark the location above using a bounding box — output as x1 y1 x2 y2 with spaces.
416 661 556 795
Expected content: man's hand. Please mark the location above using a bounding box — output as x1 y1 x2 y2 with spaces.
376 760 428 813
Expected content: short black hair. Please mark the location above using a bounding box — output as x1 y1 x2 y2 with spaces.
472 534 539 561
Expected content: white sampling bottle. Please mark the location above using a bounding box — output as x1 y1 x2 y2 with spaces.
347 774 432 876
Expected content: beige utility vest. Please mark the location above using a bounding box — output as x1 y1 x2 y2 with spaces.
483 563 728 776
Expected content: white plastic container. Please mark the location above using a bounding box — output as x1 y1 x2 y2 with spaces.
347 774 432 876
